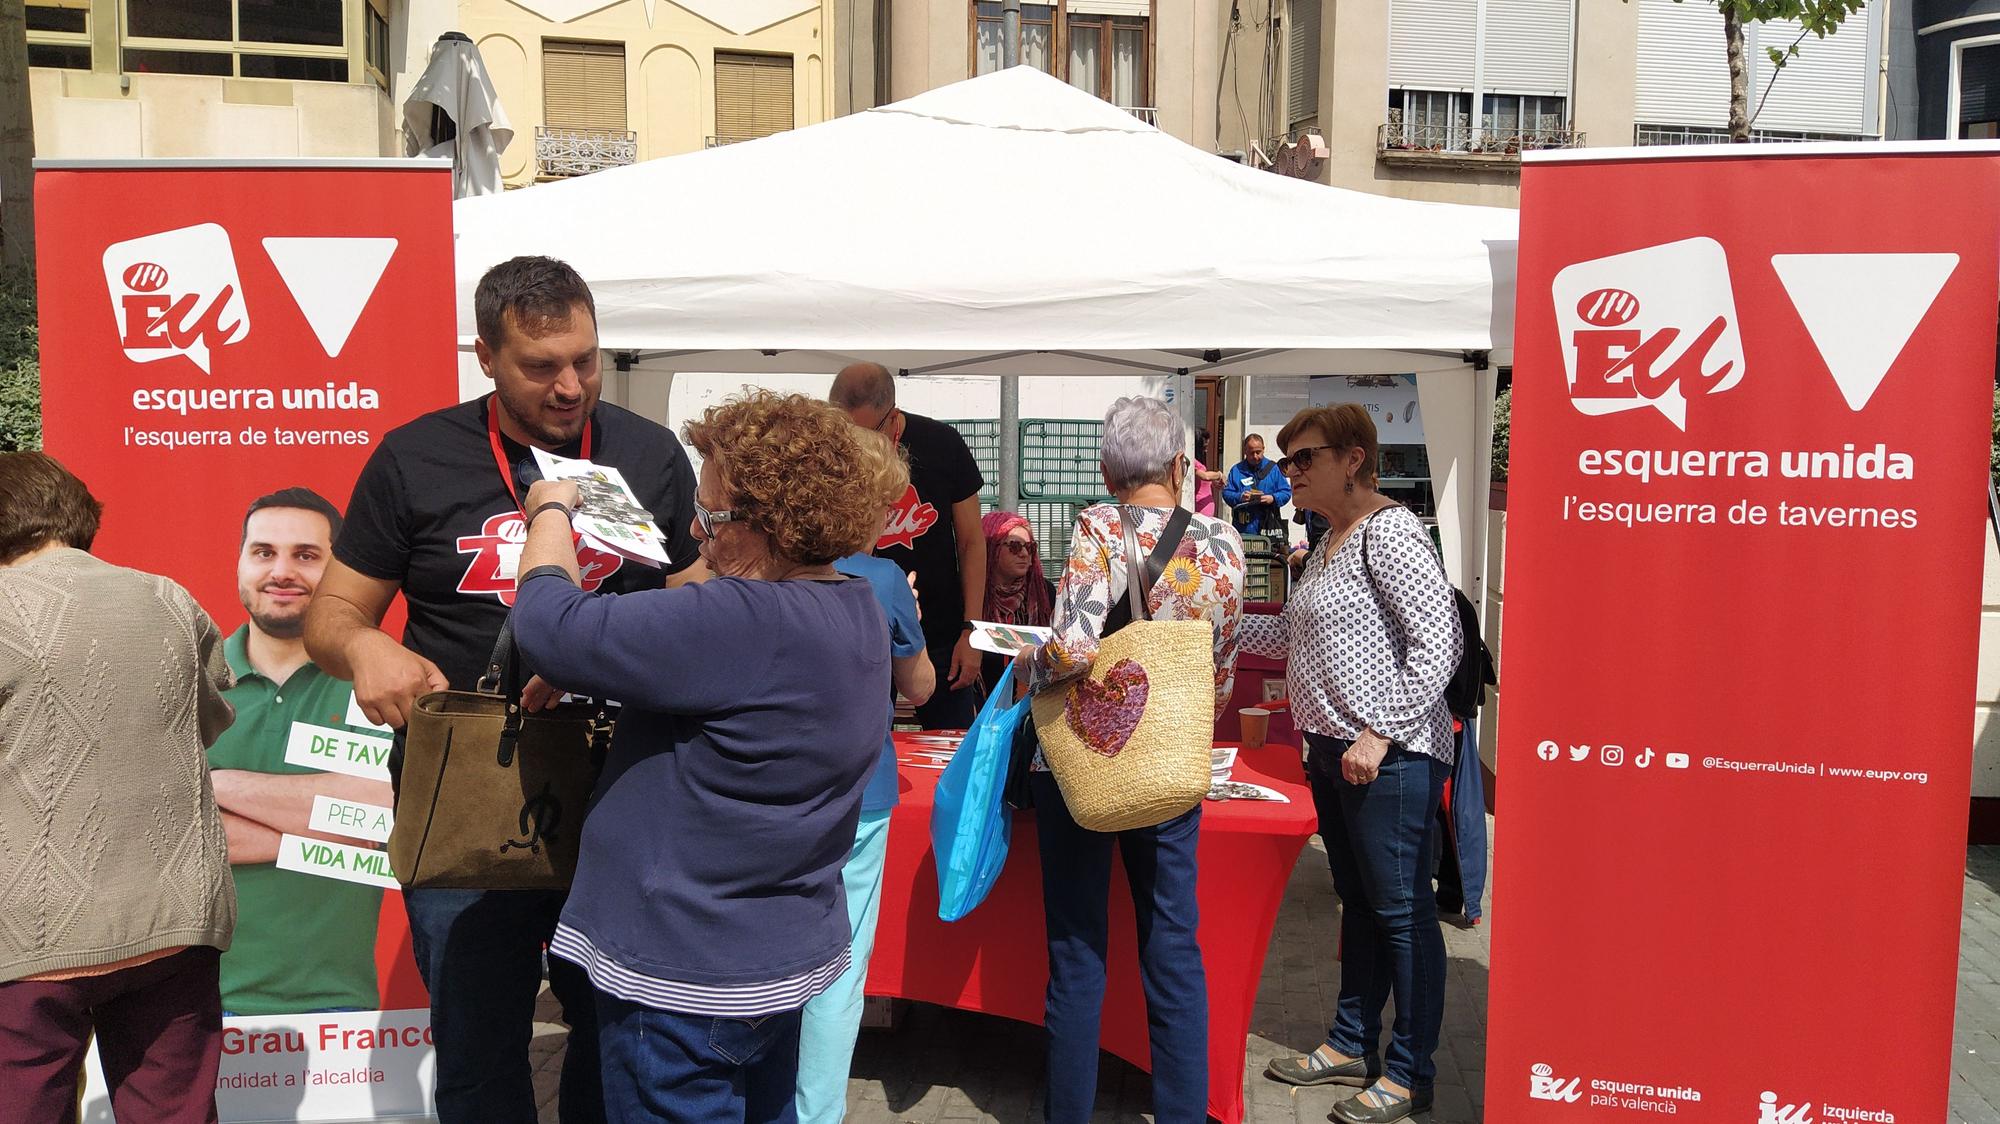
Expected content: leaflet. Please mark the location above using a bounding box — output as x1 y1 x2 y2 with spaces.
531 448 670 568
968 620 1051 657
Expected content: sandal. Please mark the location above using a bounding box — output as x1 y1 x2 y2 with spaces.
1265 1049 1380 1088
1329 1082 1434 1123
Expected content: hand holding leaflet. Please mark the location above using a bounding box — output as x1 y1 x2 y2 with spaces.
531 448 671 567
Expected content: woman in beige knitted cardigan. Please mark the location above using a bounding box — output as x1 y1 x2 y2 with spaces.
0 451 237 1124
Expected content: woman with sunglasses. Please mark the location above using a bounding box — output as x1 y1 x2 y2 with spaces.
510 391 910 1124
976 512 1056 695
1249 404 1463 1124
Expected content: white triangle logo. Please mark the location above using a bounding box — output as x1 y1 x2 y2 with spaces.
262 237 399 358
1771 252 1958 412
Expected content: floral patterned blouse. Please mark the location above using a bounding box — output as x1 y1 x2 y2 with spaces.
1027 504 1247 724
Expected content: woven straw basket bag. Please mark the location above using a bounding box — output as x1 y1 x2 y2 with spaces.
1032 508 1216 833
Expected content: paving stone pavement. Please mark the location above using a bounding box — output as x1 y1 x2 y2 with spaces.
529 839 2000 1123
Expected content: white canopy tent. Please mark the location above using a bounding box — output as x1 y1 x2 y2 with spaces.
451 67 1519 600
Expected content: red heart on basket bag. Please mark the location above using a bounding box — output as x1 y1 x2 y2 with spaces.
1064 659 1150 757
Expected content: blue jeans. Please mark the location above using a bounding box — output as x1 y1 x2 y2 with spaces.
1304 734 1450 1092
404 887 602 1124
598 994 802 1124
795 811 892 1124
1030 771 1208 1124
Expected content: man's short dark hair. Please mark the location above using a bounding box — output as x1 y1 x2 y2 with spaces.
474 256 597 351
243 487 343 544
1243 433 1265 452
0 452 103 563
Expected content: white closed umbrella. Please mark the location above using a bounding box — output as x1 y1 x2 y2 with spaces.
403 32 513 199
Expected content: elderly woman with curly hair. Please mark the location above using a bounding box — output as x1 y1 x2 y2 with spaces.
512 390 910 1124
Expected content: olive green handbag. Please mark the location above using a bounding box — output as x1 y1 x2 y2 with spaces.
387 617 611 890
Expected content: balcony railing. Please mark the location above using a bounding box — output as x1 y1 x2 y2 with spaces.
1123 106 1159 126
1633 124 1865 146
536 126 637 177
1377 119 1584 159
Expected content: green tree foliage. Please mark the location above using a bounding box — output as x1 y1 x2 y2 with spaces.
0 269 40 452
1492 388 1510 482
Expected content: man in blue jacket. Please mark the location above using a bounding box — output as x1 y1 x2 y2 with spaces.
1222 434 1292 537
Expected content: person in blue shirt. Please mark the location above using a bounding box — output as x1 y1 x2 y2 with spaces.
511 391 911 1124
1222 433 1293 537
797 550 934 1123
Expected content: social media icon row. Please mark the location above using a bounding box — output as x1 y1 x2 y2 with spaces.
1535 741 1690 770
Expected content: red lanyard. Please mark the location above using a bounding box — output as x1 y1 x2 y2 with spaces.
487 395 591 512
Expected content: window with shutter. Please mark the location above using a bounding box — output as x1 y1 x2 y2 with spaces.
715 51 795 143
112 0 352 81
543 40 628 132
1288 0 1321 127
1960 43 2000 135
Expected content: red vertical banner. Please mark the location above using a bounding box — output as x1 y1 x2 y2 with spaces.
37 162 458 614
1487 147 2000 1123
36 161 457 1120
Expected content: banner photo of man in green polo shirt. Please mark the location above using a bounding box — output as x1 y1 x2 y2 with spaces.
208 487 397 1017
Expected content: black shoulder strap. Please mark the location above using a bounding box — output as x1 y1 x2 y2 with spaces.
1102 506 1194 637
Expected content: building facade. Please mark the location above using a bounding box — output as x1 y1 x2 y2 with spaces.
1898 0 2000 139
400 0 833 187
25 0 398 159
23 1 834 182
26 2 1900 188
843 1 1887 207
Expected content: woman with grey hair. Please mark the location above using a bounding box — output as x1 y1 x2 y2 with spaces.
1012 395 1246 1123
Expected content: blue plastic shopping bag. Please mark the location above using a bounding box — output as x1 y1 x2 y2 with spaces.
930 661 1033 922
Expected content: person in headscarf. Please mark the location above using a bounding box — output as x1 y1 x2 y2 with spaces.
977 511 1056 696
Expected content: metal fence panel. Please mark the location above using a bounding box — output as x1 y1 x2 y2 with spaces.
942 419 1001 509
1020 419 1112 503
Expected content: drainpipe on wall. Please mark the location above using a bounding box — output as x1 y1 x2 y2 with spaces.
1879 0 1894 139
1569 0 1580 137
1471 0 1488 148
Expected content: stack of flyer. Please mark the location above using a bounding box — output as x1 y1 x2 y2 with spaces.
532 448 672 567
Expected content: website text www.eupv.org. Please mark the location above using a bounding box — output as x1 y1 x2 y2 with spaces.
1701 756 1928 784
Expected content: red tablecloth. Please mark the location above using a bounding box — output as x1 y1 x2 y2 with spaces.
868 736 1317 1124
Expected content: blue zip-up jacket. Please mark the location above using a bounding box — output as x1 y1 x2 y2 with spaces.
1221 458 1292 534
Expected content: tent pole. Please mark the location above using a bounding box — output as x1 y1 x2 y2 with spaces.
997 1 1021 512
1000 376 1020 513
1170 370 1196 507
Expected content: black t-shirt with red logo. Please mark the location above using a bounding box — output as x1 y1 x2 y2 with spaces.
875 411 985 654
334 394 699 695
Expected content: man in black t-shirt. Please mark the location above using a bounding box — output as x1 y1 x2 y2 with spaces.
304 256 701 1124
831 362 985 730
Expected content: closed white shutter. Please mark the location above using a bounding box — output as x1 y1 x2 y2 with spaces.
1750 8 1872 135
1288 0 1320 125
1068 0 1148 14
1389 0 1477 91
1481 0 1573 96
1636 0 1731 128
